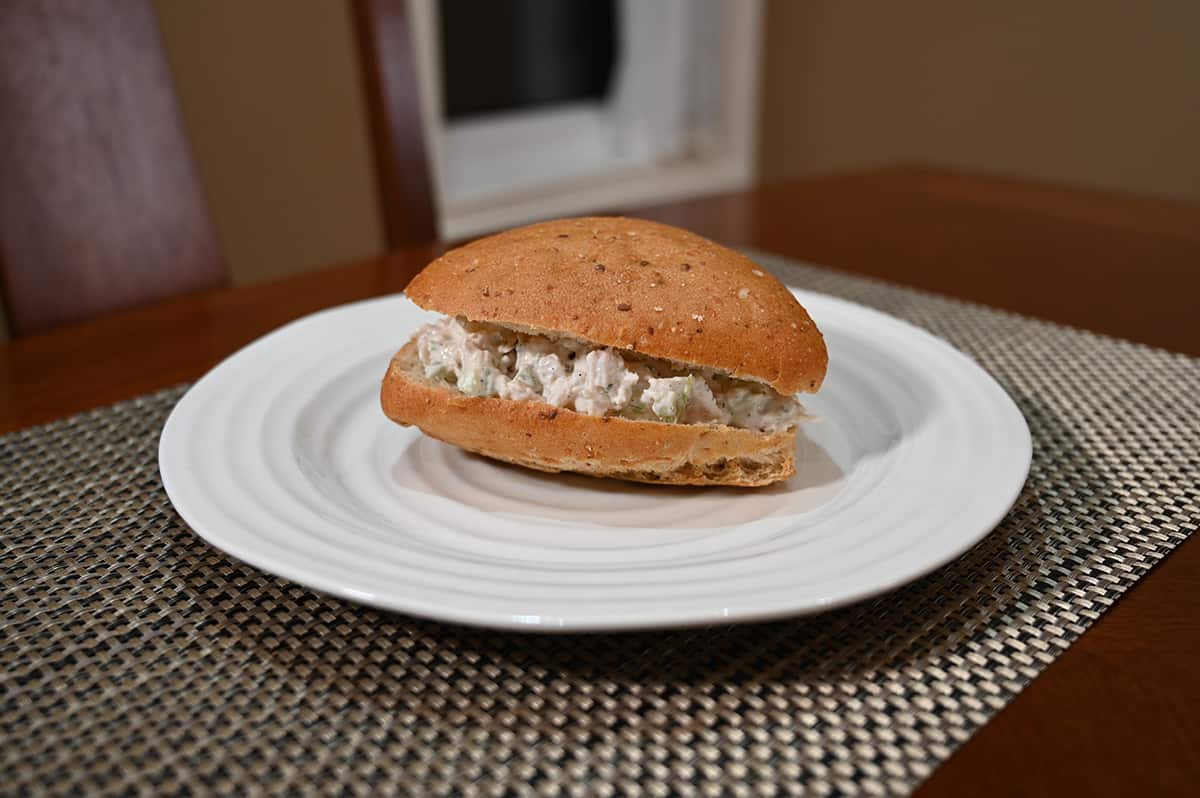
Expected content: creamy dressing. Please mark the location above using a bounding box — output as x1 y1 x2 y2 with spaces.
415 317 808 432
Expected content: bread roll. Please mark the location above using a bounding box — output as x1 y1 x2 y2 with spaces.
382 217 827 487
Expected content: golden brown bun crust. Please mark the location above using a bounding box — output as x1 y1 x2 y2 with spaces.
381 342 797 487
405 216 827 395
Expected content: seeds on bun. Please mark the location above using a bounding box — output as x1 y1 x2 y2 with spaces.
381 217 827 487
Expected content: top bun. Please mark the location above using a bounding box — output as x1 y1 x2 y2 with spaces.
405 217 827 394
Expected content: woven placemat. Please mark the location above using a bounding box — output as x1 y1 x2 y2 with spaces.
3 254 1198 797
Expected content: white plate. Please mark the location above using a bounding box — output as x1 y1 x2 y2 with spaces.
159 290 1030 632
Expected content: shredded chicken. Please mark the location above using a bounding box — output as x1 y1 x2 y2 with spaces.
415 317 808 432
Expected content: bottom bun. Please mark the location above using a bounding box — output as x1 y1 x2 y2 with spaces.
380 340 798 487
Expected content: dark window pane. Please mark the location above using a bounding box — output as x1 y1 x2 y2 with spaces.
440 0 617 120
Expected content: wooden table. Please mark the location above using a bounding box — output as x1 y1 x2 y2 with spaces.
2 166 1197 796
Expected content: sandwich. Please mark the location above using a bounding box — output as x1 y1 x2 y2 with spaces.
380 217 827 487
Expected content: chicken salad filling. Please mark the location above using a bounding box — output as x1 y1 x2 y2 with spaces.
414 317 808 432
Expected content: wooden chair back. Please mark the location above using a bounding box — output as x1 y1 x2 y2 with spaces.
352 0 439 248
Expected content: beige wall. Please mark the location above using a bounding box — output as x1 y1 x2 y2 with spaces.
759 0 1200 204
153 0 384 285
